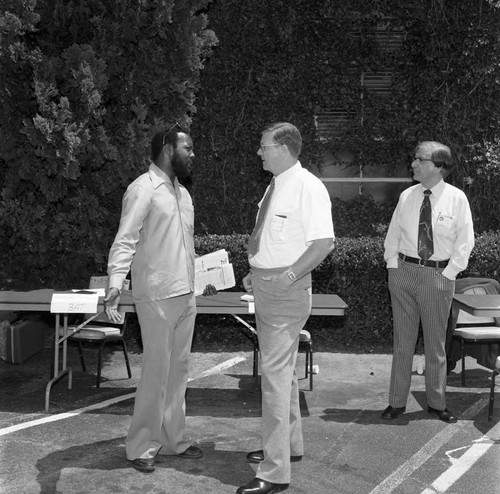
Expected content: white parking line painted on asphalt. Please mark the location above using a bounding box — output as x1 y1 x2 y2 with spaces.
368 395 491 494
419 418 500 494
0 355 246 438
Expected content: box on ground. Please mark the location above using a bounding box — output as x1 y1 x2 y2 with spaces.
0 317 48 364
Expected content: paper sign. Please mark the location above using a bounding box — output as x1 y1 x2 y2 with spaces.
50 293 99 314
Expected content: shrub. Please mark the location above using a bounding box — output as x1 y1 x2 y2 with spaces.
331 196 395 238
194 231 500 350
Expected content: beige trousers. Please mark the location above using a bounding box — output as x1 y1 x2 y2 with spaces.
126 292 196 460
251 267 311 484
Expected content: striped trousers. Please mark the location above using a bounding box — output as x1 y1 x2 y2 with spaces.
387 259 455 410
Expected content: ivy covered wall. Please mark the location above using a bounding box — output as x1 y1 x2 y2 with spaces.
1 0 499 289
192 0 500 235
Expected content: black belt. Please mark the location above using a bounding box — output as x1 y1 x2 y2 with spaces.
398 253 449 268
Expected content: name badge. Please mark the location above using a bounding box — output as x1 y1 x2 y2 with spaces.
437 214 453 228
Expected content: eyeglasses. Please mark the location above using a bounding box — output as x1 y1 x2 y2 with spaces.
414 156 432 163
259 143 282 152
162 122 181 146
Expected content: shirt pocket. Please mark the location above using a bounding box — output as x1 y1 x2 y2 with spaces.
269 211 292 242
434 212 456 233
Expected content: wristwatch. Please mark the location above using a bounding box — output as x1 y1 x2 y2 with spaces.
286 269 297 283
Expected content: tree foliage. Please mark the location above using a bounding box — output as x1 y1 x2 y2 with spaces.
2 0 500 290
0 0 217 289
192 0 500 234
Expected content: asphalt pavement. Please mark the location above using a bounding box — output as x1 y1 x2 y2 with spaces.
0 328 499 494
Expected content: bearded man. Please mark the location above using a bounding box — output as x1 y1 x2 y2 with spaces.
104 124 215 473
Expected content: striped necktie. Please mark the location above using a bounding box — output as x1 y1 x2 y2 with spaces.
247 178 275 257
418 189 433 261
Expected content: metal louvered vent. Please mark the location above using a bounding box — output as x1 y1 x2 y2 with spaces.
362 71 393 96
314 110 353 139
348 28 404 52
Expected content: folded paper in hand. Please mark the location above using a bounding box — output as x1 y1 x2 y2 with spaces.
195 249 235 296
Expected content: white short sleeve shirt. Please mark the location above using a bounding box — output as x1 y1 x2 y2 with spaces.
250 162 334 269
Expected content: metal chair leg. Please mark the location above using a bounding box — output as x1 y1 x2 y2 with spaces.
78 341 86 372
309 344 314 391
121 339 132 378
461 339 466 387
489 370 497 421
252 335 259 379
96 342 106 388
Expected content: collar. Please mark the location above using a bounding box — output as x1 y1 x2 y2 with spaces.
420 179 445 198
275 161 302 185
149 162 177 189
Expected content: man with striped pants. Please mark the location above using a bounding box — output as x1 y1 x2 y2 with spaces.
381 141 474 423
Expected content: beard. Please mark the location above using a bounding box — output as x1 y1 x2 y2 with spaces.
171 150 191 179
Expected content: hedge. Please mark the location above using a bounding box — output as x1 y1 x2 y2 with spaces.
194 231 500 349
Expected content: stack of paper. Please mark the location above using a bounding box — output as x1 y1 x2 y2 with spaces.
195 249 235 296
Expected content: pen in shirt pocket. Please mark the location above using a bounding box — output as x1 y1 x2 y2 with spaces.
275 214 287 218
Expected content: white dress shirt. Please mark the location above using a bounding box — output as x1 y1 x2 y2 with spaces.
250 161 334 269
384 179 474 280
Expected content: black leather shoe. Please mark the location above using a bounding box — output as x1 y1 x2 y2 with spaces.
128 458 155 473
246 450 302 464
177 445 203 459
381 405 406 419
427 406 458 423
236 478 289 494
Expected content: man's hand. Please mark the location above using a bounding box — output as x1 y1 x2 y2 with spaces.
242 273 252 293
103 287 122 323
202 284 217 297
265 270 294 291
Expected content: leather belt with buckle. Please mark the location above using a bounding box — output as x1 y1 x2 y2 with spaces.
398 253 449 269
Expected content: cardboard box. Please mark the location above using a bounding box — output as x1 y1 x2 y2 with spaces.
2 318 47 364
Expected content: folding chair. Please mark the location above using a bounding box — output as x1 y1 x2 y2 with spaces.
488 356 500 421
453 284 500 387
65 276 132 388
233 314 314 390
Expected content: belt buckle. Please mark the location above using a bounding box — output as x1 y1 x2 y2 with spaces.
418 258 426 267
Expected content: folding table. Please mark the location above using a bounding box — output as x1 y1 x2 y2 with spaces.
0 289 347 411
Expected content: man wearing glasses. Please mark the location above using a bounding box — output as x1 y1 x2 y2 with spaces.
238 122 335 494
381 141 474 424
104 124 215 473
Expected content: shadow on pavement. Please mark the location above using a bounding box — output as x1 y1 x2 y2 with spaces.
35 437 253 493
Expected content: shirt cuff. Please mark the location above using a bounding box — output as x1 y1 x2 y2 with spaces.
441 265 459 281
108 275 124 292
386 258 399 269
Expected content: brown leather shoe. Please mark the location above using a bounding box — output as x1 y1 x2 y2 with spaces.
246 450 302 464
128 457 155 473
236 477 289 494
381 405 406 419
176 445 203 459
427 406 458 423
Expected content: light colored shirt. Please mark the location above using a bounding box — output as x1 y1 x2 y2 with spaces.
250 161 334 269
384 179 474 280
108 163 195 302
